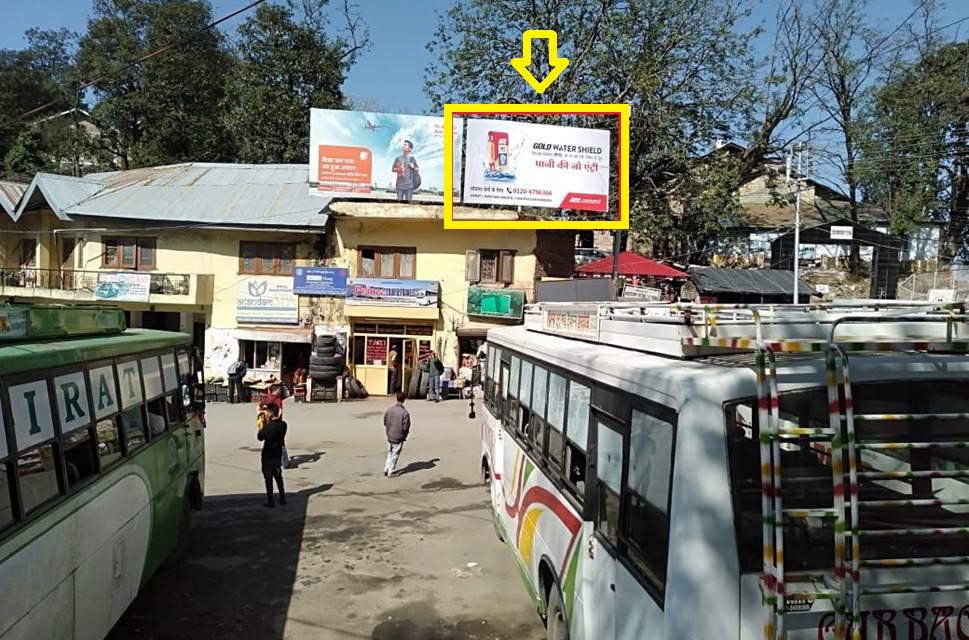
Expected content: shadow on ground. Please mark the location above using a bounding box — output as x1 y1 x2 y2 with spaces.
107 483 332 640
393 457 440 476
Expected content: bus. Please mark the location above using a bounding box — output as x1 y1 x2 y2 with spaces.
477 301 969 640
0 305 205 640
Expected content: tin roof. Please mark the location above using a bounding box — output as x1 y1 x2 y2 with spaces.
13 163 331 229
689 267 817 297
0 180 27 218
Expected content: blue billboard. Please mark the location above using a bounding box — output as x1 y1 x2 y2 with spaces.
293 267 349 296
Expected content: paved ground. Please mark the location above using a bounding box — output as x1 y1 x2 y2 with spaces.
109 397 545 640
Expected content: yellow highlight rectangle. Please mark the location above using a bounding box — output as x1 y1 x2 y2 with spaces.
443 103 631 230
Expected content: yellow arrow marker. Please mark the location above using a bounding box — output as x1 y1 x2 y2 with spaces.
510 30 570 94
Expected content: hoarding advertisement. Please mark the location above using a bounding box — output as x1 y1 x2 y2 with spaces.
461 118 610 211
95 272 151 302
346 278 440 307
467 287 525 320
293 267 348 297
236 276 299 324
309 108 462 202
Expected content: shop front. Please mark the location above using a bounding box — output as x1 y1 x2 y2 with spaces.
344 278 441 396
456 286 527 387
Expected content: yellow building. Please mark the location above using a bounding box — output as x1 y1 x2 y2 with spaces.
0 165 574 395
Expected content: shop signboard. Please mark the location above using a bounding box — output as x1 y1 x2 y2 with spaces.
462 118 611 212
95 272 151 303
346 278 439 308
0 308 28 339
236 276 299 325
467 286 525 320
293 266 348 296
541 306 600 340
309 108 463 202
621 284 663 301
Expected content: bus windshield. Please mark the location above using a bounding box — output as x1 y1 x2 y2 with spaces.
727 379 969 573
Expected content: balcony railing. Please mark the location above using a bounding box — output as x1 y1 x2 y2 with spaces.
0 268 195 299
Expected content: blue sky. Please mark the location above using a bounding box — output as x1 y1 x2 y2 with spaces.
4 0 967 115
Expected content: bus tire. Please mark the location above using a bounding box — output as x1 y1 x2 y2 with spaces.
163 496 192 570
545 584 569 640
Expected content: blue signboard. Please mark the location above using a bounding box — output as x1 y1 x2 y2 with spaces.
293 267 349 296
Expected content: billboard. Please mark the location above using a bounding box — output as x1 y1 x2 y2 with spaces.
95 272 151 302
467 287 525 320
309 108 462 202
236 276 299 324
346 278 439 307
293 266 348 297
462 118 610 212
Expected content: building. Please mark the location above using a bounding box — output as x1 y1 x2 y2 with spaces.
0 164 573 395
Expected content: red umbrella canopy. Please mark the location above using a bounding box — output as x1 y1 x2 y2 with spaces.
576 251 688 278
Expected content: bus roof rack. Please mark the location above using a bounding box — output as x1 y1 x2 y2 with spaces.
522 301 969 358
0 304 127 342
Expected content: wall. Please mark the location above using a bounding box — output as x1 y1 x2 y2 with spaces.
533 230 576 278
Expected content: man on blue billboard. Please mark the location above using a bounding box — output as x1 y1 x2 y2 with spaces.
392 140 420 202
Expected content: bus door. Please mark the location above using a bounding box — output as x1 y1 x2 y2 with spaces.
583 412 626 640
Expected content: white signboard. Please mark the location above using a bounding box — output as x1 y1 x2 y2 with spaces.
54 372 91 434
622 285 663 301
90 365 119 419
462 118 610 212
9 379 54 452
928 288 956 303
541 307 600 340
814 283 831 294
830 226 854 241
95 272 152 303
141 356 164 400
236 276 299 325
116 361 144 410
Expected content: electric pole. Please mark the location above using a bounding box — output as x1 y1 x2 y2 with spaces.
786 143 810 304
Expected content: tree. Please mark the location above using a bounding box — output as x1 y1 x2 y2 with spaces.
76 0 235 168
425 0 820 259
859 40 969 259
4 126 46 178
230 0 368 164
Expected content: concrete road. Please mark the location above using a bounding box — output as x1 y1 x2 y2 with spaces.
109 397 546 640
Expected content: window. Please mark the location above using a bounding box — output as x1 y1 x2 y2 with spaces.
96 417 123 468
358 246 416 279
547 374 567 467
18 444 60 513
146 399 167 436
102 237 156 270
625 409 674 592
165 393 184 425
530 366 548 451
596 421 624 548
121 407 146 452
62 427 98 488
239 242 296 275
21 239 37 268
518 360 534 440
565 382 590 495
506 356 521 429
0 463 13 530
466 249 515 284
240 340 281 370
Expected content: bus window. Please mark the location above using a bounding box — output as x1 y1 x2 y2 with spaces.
146 399 167 436
519 361 533 440
17 443 60 513
0 463 13 529
565 382 591 497
547 373 566 468
625 409 674 592
121 407 147 452
507 356 521 429
95 417 123 468
165 393 185 425
62 427 98 488
596 421 624 548
531 366 548 452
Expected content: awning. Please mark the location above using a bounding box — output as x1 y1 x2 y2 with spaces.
576 251 688 278
689 267 817 297
343 305 439 320
232 327 313 343
456 320 516 336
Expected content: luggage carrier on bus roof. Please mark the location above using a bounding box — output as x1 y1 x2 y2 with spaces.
525 301 969 640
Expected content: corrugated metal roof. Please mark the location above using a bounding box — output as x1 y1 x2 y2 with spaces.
0 181 27 219
689 267 817 296
70 163 330 228
13 173 103 220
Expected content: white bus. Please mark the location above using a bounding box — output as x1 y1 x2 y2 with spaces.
478 301 969 640
0 305 205 640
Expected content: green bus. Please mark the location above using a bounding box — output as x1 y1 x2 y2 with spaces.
0 305 205 640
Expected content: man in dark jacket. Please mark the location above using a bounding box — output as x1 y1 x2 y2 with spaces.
383 392 411 477
257 403 287 507
227 359 247 403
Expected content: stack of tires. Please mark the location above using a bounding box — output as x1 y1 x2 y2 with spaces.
309 334 344 386
407 361 430 400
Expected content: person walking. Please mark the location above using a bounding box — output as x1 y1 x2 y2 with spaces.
227 358 247 404
257 403 287 507
383 392 410 477
427 350 443 402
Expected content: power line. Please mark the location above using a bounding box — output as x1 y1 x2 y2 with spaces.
18 0 267 122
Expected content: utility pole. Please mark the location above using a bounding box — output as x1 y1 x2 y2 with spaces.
787 143 810 304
